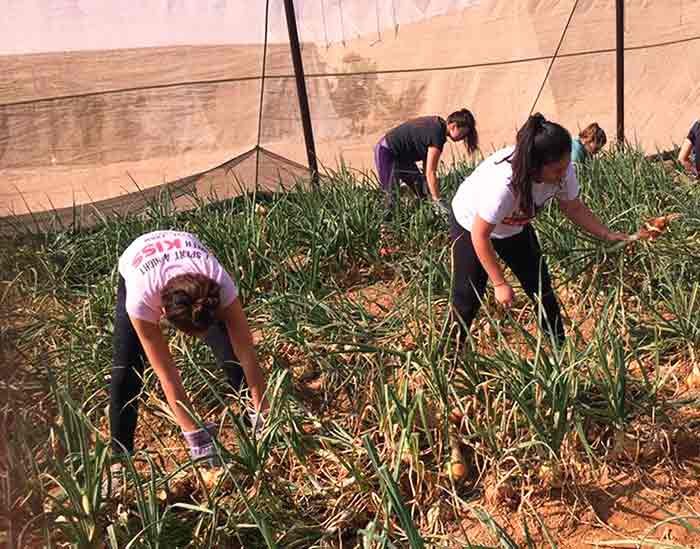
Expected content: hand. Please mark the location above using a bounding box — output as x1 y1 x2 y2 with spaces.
431 198 451 220
183 422 221 467
494 283 514 308
681 160 696 176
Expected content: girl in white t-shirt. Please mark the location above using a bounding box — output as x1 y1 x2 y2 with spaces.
110 230 269 468
450 113 631 342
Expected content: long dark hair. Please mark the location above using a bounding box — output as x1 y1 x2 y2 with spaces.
447 108 479 153
508 113 571 216
161 273 221 333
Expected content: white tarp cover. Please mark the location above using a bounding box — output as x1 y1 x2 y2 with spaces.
1 0 698 220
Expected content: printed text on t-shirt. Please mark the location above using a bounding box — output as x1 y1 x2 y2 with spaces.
131 237 209 270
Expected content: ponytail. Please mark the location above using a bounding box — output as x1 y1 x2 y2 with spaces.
447 108 479 153
508 113 571 216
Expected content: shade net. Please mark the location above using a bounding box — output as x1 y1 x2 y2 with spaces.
1 0 698 228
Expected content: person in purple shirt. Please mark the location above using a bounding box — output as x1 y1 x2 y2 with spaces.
374 109 479 222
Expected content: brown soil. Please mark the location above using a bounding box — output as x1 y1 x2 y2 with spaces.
6 270 700 548
456 466 700 548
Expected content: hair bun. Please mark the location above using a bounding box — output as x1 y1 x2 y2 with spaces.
206 286 221 309
530 112 546 128
173 292 192 307
191 301 211 328
192 295 219 326
161 273 222 333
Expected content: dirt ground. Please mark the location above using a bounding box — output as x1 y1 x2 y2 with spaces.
99 277 700 548
4 271 700 548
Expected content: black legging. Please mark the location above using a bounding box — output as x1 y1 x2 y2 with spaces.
450 218 565 343
110 276 245 454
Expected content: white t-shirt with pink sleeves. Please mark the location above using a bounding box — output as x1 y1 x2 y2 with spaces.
451 146 580 239
118 230 238 323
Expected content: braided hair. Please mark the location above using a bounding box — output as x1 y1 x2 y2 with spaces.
161 273 221 334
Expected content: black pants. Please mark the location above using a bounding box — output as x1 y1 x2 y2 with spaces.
450 218 565 343
110 276 245 454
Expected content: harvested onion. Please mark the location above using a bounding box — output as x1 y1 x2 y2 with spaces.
687 365 700 390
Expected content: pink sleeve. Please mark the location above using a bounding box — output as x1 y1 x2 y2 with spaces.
125 293 161 324
218 269 239 308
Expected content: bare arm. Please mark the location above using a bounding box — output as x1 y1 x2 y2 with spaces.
471 215 514 307
678 138 695 173
425 145 442 200
130 317 199 432
471 215 505 284
220 298 269 413
557 197 629 241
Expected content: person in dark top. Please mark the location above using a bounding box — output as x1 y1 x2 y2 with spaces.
678 120 700 178
374 109 479 222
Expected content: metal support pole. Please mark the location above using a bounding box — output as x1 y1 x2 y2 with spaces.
616 0 625 146
284 0 319 185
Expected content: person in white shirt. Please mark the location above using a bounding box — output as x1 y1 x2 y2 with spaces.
110 230 269 467
450 113 631 343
